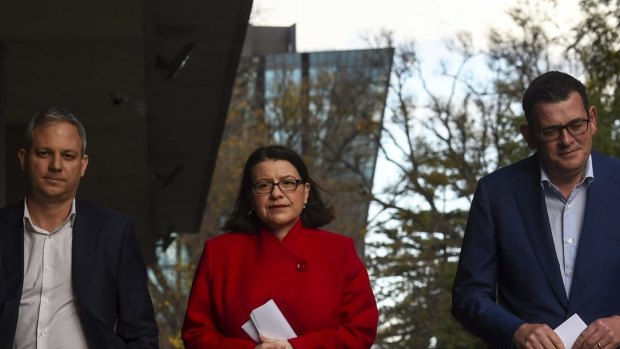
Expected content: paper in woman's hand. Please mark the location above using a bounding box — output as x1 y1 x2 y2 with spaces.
242 299 297 342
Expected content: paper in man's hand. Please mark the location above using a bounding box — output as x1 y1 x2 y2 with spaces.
554 313 587 348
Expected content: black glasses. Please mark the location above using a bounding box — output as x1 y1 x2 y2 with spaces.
252 179 303 194
536 118 591 141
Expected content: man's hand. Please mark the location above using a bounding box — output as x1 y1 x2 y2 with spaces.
514 323 565 349
573 315 620 349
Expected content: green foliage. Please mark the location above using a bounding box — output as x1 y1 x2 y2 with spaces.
148 235 198 349
570 0 620 157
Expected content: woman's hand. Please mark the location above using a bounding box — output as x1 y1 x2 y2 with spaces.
254 335 293 349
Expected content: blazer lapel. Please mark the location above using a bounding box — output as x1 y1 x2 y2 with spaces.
71 200 96 279
569 153 617 305
0 202 26 295
514 155 569 307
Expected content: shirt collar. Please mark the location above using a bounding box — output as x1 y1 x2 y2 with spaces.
540 154 594 187
23 198 77 229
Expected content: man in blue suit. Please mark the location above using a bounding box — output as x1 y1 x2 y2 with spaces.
452 71 620 349
0 108 158 348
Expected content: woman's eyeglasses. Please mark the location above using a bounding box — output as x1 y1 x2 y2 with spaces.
252 179 303 194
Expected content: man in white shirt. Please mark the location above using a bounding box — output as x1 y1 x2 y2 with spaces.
0 108 158 348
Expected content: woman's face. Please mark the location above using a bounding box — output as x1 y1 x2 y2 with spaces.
250 159 310 239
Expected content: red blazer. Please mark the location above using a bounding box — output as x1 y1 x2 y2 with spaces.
182 219 378 349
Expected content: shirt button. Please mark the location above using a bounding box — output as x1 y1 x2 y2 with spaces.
45 265 52 271
296 261 307 272
567 238 573 244
42 297 49 304
40 330 47 336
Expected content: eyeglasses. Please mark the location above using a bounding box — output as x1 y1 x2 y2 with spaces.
252 179 304 194
536 118 591 141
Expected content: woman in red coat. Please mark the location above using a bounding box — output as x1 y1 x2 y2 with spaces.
182 145 378 349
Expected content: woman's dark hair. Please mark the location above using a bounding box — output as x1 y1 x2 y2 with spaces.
522 71 589 126
223 145 335 232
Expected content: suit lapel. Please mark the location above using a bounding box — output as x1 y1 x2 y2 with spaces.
72 200 96 279
0 202 26 295
514 155 569 307
569 153 616 305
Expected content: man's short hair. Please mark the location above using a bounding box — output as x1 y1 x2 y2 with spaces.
522 71 589 126
24 108 87 155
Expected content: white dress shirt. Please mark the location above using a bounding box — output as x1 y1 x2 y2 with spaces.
14 199 89 349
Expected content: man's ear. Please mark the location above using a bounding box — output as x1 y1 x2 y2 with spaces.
17 148 27 171
519 123 538 150
588 105 598 136
80 154 89 177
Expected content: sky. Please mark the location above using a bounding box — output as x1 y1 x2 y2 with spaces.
251 0 580 54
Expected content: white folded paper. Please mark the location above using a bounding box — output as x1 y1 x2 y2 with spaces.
554 313 587 348
242 299 297 343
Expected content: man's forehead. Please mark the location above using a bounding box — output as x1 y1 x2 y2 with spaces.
30 123 83 149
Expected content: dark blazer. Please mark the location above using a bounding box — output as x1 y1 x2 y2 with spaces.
452 151 620 348
0 199 158 349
